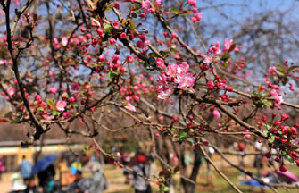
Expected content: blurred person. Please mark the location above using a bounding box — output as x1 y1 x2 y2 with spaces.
131 153 151 193
69 171 83 193
37 164 55 193
253 140 263 177
122 153 131 184
234 141 246 180
85 156 108 193
70 155 82 176
20 155 32 183
24 177 40 193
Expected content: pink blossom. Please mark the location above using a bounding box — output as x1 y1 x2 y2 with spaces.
216 80 227 89
136 40 145 49
56 100 67 112
173 115 178 122
206 80 215 89
275 96 283 105
112 21 120 29
142 0 152 13
268 66 277 73
174 72 195 90
125 103 136 112
171 33 177 38
195 13 202 21
96 29 104 38
6 87 15 97
49 87 58 94
112 54 120 63
78 35 87 43
222 38 233 53
114 2 120 9
211 42 221 55
156 74 168 90
158 116 164 122
70 38 79 45
155 58 165 68
178 62 189 73
203 55 213 63
269 89 278 96
71 83 79 90
42 115 53 121
62 111 71 119
127 55 134 63
98 54 105 62
120 32 127 39
166 63 178 78
53 38 60 48
243 134 251 139
187 0 196 6
212 108 220 120
61 37 68 47
109 38 116 45
157 88 171 100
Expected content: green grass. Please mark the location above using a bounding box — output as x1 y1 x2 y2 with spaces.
105 164 299 193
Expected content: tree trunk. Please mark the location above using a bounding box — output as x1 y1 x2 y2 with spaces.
181 178 196 193
180 144 202 193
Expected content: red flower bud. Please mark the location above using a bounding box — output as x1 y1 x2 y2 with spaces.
279 165 287 172
281 114 289 121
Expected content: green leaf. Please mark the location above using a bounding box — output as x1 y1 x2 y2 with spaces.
37 107 44 111
107 71 112 78
268 136 275 144
105 4 113 11
223 61 229 68
262 130 270 137
83 146 89 152
129 20 135 30
163 187 170 192
46 98 56 109
169 8 179 14
179 130 188 143
186 138 194 146
149 53 158 57
288 65 299 72
277 64 285 73
62 93 69 98
262 100 272 106
53 110 60 116
159 50 170 57
104 23 112 34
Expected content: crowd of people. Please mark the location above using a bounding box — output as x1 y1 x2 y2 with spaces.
10 149 155 193
12 154 108 193
120 151 154 193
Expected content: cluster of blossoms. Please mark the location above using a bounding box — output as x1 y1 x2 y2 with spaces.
156 61 195 100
